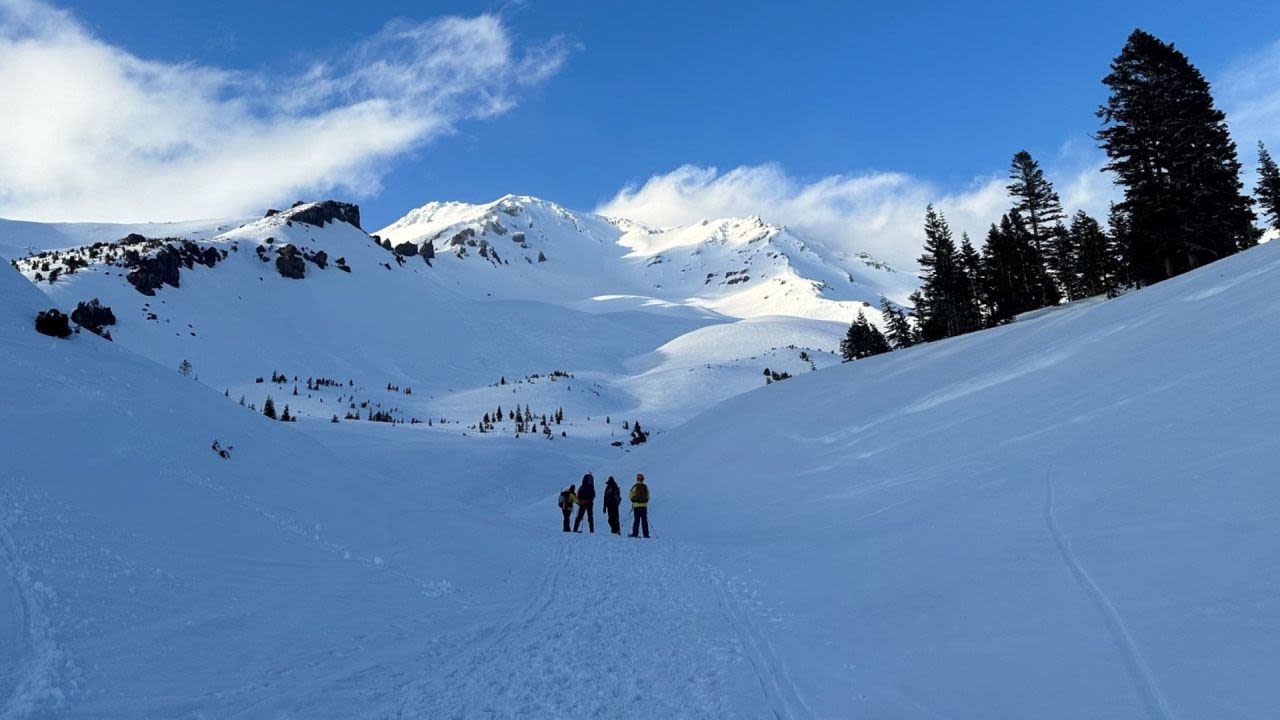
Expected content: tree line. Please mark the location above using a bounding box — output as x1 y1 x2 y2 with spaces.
842 28 1280 361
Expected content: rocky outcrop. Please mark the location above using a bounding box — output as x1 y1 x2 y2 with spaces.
422 240 435 260
275 244 306 279
282 201 361 229
125 240 222 295
394 242 418 257
34 308 72 338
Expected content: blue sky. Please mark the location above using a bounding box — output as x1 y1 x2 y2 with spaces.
4 0 1280 264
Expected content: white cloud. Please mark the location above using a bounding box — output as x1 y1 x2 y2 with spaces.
0 0 566 222
1221 39 1280 186
597 160 1118 271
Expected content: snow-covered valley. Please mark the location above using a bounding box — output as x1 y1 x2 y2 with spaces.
3 194 1280 718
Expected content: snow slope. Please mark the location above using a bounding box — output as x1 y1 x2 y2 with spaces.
636 237 1280 718
0 259 782 718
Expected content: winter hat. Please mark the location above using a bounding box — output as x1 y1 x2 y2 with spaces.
636 473 645 482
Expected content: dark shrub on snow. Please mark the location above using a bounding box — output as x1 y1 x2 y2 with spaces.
71 298 117 336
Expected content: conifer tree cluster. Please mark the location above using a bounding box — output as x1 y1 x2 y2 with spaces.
904 29 1270 346
840 310 890 361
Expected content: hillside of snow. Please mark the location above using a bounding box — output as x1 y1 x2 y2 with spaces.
634 237 1280 718
6 199 871 432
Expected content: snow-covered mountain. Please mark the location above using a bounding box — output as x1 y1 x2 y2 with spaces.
376 194 916 321
5 199 865 431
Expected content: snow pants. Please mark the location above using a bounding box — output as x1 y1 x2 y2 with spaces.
573 501 595 533
630 507 649 538
562 508 572 532
605 504 621 534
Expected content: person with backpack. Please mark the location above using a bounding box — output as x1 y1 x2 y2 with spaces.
602 476 622 535
573 473 597 533
628 473 650 539
558 484 577 533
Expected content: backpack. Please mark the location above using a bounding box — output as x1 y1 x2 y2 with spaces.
631 483 649 504
604 484 621 506
558 491 571 510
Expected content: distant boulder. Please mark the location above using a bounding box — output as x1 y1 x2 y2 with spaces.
275 244 306 279
305 249 328 269
422 240 435 259
394 242 418 257
34 308 72 338
264 208 279 218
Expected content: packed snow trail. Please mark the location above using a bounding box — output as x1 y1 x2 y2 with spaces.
381 534 810 720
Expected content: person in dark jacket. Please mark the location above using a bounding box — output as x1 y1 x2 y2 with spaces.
558 484 577 533
602 476 622 535
573 473 596 533
628 473 650 539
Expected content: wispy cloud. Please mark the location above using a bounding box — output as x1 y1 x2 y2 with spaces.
1222 39 1280 181
597 159 1115 270
0 0 567 222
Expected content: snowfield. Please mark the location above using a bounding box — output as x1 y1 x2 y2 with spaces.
2 197 1279 718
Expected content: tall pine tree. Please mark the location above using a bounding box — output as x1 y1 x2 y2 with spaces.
1257 142 1280 233
879 295 916 349
1098 29 1255 285
1008 151 1066 255
915 206 982 341
1068 210 1120 299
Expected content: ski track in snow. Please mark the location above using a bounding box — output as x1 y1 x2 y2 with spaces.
0 499 65 719
378 536 804 720
1043 473 1176 720
708 569 813 720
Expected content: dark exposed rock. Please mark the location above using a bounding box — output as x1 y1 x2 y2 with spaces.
35 308 72 338
449 228 476 247
275 244 306 279
124 240 224 295
281 200 361 229
264 208 279 218
305 250 328 269
335 256 351 273
512 232 526 244
71 298 117 336
422 240 435 259
394 242 418 257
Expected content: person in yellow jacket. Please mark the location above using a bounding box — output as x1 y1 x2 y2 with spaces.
558 484 577 533
628 473 650 539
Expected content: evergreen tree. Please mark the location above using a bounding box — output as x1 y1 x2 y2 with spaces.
915 206 982 341
1044 221 1079 300
1069 210 1121 299
957 233 985 329
1098 29 1255 285
979 213 1058 324
1257 142 1280 233
281 405 292 422
1008 151 1066 254
263 395 277 420
879 295 916 349
841 310 891 361
178 359 193 377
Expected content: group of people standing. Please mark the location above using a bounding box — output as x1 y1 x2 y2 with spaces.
558 472 651 538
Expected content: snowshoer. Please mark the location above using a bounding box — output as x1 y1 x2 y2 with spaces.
603 476 622 535
558 484 577 533
573 473 596 533
628 473 650 539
